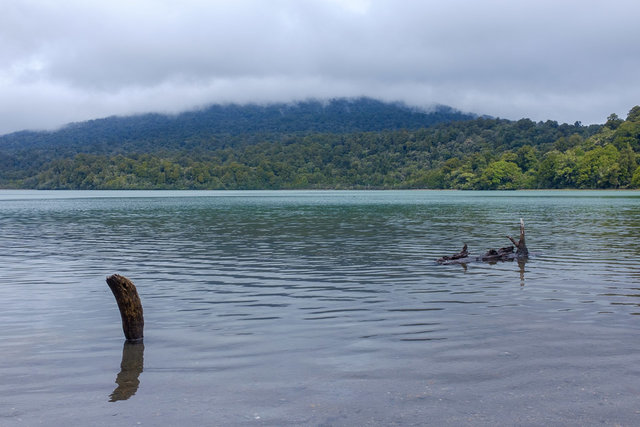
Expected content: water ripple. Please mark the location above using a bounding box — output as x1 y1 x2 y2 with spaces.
2 190 640 425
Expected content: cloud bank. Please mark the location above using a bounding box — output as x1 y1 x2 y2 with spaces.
1 0 639 134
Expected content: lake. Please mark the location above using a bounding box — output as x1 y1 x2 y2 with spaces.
1 190 639 426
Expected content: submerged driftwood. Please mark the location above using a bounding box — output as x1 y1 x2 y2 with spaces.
436 243 469 263
507 218 528 258
106 274 144 341
437 219 529 265
478 245 516 262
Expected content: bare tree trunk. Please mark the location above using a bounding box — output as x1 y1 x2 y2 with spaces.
106 274 144 342
507 218 529 258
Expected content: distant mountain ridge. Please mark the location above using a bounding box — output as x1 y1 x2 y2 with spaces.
0 97 475 152
4 99 636 191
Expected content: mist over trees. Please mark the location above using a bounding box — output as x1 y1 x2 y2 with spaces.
1 99 638 190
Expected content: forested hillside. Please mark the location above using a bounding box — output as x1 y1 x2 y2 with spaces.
0 98 473 152
1 99 639 190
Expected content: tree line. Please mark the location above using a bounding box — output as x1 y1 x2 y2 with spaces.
1 106 639 190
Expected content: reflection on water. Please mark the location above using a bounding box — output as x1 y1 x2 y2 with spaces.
1 190 640 425
109 341 144 402
451 252 529 286
518 258 526 286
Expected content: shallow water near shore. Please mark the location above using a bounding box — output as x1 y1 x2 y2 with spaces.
1 190 639 426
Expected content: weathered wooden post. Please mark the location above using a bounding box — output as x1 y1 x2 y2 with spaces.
106 274 144 341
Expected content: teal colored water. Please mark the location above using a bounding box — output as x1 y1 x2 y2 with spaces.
1 190 639 425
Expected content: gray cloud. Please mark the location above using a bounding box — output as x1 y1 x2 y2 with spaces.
1 0 639 135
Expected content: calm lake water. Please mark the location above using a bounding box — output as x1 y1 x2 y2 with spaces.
1 190 639 426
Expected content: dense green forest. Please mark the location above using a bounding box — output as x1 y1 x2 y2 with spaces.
0 98 473 153
1 98 639 190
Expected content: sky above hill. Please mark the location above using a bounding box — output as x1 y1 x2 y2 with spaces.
1 0 639 135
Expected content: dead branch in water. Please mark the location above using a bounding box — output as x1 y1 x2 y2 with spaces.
106 274 144 342
507 218 529 258
437 219 529 265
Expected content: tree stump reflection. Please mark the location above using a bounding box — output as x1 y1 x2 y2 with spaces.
109 341 144 402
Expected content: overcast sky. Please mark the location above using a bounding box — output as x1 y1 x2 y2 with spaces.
1 0 639 135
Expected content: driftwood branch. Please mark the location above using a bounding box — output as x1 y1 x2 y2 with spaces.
478 245 515 262
436 244 469 264
437 219 530 265
106 274 144 342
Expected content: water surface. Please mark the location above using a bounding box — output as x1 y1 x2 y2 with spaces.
1 190 639 426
